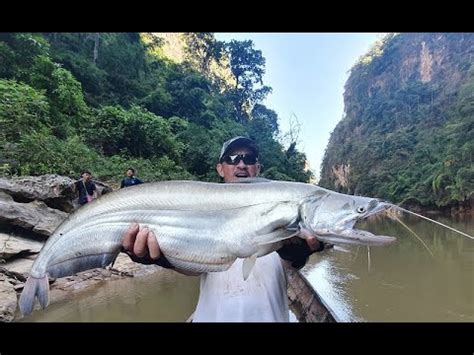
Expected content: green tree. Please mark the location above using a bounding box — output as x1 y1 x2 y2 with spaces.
0 79 50 142
225 40 272 123
183 33 224 75
320 33 474 209
0 32 311 185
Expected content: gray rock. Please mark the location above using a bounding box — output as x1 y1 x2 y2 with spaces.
0 174 113 213
2 256 36 275
0 192 68 236
0 280 17 322
0 174 77 212
0 233 44 261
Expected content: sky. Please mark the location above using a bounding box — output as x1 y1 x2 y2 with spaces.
214 33 384 180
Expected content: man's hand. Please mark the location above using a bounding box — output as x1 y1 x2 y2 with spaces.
305 235 323 252
277 234 325 270
121 223 200 276
122 223 162 264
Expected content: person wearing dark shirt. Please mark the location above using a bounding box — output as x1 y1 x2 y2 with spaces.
74 170 97 205
120 168 144 188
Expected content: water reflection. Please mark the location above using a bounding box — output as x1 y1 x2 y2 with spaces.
302 256 362 322
302 214 474 322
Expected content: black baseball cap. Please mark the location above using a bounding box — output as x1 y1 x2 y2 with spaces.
219 136 259 162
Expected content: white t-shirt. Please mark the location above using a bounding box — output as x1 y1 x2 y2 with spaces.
192 252 289 322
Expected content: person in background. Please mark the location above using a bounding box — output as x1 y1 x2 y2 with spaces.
121 137 325 322
120 168 143 188
74 170 97 205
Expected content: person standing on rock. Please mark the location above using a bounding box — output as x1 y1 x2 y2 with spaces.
120 168 143 189
74 170 97 205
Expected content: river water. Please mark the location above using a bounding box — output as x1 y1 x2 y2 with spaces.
23 214 473 322
303 214 474 322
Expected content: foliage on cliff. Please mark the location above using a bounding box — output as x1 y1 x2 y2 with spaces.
320 33 473 208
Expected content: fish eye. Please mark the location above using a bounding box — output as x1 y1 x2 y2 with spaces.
357 206 366 214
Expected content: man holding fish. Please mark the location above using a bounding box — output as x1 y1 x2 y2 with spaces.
121 136 325 322
21 136 408 318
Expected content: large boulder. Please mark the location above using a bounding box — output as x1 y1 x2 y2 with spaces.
0 232 44 261
0 174 113 213
0 192 68 236
0 175 77 212
2 257 36 275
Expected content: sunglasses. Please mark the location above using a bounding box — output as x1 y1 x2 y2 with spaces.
221 154 258 165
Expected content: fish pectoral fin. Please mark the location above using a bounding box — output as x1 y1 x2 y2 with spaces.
242 254 258 281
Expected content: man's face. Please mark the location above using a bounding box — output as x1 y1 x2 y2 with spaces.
82 173 91 181
126 170 134 177
216 147 261 183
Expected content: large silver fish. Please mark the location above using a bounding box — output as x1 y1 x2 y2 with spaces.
18 179 395 315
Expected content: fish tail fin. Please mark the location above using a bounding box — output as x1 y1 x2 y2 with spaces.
37 275 50 309
19 275 49 316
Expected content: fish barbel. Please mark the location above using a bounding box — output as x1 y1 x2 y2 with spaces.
19 179 395 315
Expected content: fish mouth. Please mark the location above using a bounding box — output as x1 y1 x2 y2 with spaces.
314 202 396 246
341 228 396 246
315 228 397 247
313 221 397 246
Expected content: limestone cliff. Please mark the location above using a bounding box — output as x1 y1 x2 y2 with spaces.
320 33 473 210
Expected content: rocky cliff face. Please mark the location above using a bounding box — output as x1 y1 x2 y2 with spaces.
320 33 474 210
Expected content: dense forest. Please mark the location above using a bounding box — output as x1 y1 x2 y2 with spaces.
320 33 473 210
0 33 311 184
2 33 472 210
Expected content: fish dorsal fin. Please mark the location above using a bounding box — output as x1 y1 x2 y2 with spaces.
242 254 258 280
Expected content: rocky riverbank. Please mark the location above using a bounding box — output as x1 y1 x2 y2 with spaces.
0 174 152 322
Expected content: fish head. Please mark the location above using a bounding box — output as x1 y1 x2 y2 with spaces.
299 190 396 246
